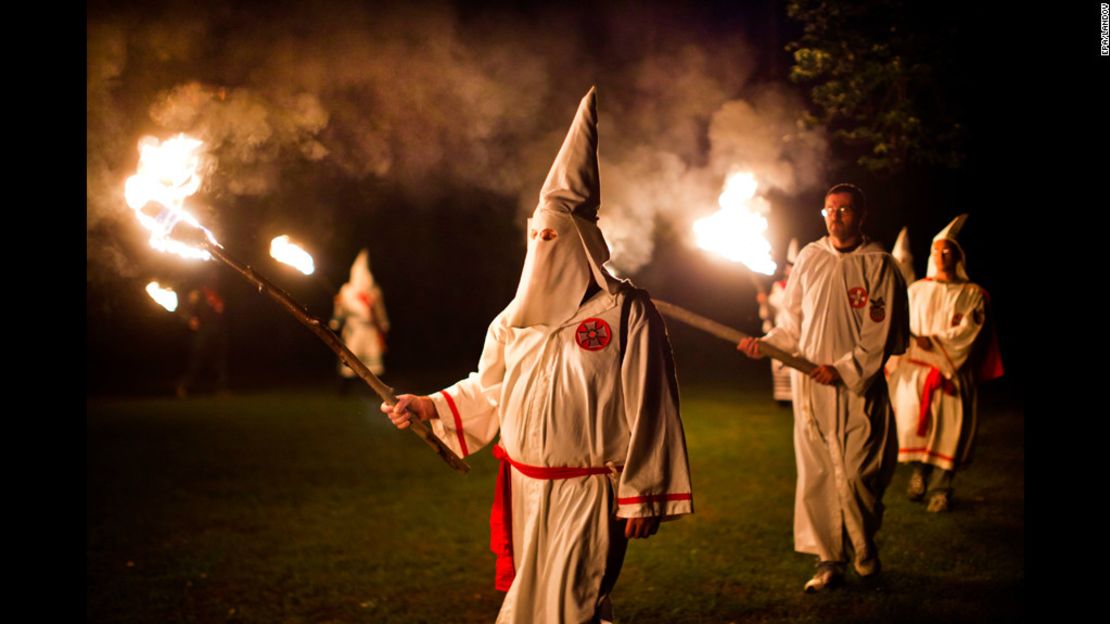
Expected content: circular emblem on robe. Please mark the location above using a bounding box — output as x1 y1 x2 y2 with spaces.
575 318 612 351
847 287 869 308
869 297 886 322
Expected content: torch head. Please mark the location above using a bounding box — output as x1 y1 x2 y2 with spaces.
125 134 219 260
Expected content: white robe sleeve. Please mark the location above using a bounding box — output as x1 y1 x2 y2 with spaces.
616 295 694 519
832 256 909 394
919 287 986 379
427 312 506 458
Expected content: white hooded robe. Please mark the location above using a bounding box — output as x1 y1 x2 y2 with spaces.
886 218 1003 472
887 279 989 470
334 250 390 376
424 88 692 623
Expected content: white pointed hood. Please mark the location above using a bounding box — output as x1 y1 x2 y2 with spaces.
891 226 916 283
786 238 799 265
339 248 375 309
348 249 373 290
507 87 622 328
927 214 969 281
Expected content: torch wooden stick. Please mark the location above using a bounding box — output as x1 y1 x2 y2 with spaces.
199 238 470 474
651 298 817 375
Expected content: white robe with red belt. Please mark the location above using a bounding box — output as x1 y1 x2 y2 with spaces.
886 278 1002 471
762 236 909 564
334 284 389 376
428 286 693 624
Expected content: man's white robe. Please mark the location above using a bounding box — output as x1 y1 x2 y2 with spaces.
427 286 693 624
886 279 991 471
762 236 908 564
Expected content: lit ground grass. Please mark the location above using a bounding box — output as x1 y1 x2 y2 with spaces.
87 381 1022 623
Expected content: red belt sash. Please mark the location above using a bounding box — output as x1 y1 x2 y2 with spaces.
908 359 957 436
489 443 621 591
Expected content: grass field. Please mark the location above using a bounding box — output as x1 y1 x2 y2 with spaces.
87 378 1023 623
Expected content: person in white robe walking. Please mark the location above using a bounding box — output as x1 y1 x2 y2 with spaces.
382 87 693 624
885 215 1004 512
331 249 390 383
738 183 909 592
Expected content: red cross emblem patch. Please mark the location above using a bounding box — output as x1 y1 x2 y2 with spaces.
847 287 869 308
575 318 612 351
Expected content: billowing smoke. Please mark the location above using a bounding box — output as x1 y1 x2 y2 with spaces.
148 82 329 196
87 1 826 280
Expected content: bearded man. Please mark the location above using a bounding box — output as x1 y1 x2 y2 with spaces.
738 184 909 592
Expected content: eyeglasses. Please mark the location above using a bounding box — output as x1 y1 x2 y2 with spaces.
821 206 857 218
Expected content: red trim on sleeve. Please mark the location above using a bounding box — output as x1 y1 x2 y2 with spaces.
439 390 468 458
618 493 693 505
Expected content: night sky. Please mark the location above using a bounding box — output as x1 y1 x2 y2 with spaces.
86 0 1024 396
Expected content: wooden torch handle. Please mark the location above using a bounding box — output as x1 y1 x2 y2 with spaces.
202 240 470 474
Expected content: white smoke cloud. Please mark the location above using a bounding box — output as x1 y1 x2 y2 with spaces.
86 1 827 280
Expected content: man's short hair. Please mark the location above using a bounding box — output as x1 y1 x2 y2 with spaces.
825 183 866 213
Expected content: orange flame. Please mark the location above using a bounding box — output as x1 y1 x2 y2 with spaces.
270 235 316 275
124 134 219 260
145 281 178 312
693 172 777 275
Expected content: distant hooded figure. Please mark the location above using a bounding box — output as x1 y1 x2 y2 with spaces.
176 278 229 398
381 87 693 623
892 226 916 284
332 249 390 378
758 237 799 404
885 215 1004 512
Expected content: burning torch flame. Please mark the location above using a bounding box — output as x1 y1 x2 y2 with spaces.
124 134 219 260
145 281 178 312
270 235 316 275
693 172 777 276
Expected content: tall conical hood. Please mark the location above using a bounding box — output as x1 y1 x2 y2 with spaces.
786 238 799 265
892 226 916 283
539 86 601 221
927 214 969 281
933 214 967 243
508 87 622 328
348 248 373 291
338 248 375 312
